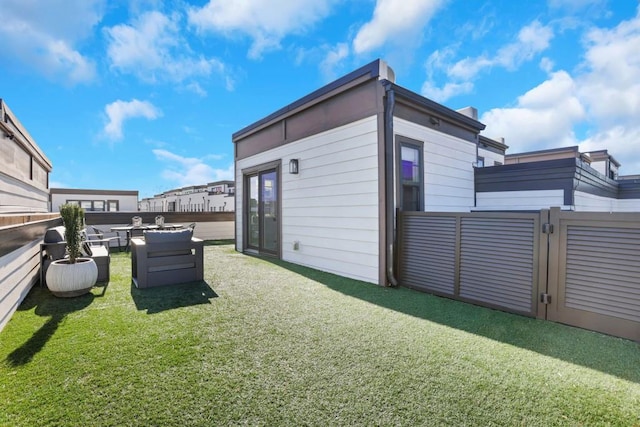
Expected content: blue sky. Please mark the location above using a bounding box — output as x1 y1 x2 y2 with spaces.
1 0 639 198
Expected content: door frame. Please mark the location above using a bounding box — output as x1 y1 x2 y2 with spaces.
242 160 282 258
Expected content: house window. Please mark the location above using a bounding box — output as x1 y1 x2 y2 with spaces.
107 200 119 211
397 137 424 211
494 161 503 166
477 156 485 167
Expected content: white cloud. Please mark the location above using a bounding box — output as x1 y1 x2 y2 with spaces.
548 0 608 12
0 0 103 84
423 20 553 102
104 99 162 140
422 81 473 103
450 20 553 80
353 0 444 54
479 7 640 176
481 70 585 152
188 0 335 59
579 127 640 174
320 43 350 80
105 11 232 89
577 11 640 126
574 6 640 174
153 149 233 186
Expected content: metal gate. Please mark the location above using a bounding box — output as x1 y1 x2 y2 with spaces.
398 208 640 342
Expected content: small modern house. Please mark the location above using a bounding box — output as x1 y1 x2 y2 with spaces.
475 146 640 212
50 188 139 212
233 59 500 285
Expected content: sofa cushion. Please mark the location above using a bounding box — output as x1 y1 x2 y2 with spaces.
144 228 193 243
44 226 66 243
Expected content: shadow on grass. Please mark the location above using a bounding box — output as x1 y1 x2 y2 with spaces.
6 286 94 366
262 257 640 384
130 280 218 314
203 239 235 246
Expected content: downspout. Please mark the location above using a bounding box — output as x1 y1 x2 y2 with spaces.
384 83 399 287
474 134 479 208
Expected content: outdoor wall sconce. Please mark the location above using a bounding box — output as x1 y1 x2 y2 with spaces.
289 158 299 174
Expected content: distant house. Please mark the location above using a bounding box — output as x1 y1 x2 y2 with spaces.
138 180 235 212
50 188 139 212
233 59 504 285
475 146 640 212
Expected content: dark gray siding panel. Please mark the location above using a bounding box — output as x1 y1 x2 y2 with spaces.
399 215 456 295
459 217 536 314
235 80 381 160
573 162 618 199
564 225 640 323
0 217 62 258
475 158 576 205
618 179 640 199
475 158 640 203
394 103 478 143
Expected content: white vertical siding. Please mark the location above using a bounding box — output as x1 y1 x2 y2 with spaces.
394 118 476 212
236 116 380 284
475 190 568 211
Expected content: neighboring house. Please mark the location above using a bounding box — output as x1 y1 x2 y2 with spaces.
477 134 508 167
138 180 235 212
50 188 139 212
475 146 640 212
0 99 58 331
586 149 619 180
233 59 493 285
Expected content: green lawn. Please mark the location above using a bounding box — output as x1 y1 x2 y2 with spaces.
1 244 639 426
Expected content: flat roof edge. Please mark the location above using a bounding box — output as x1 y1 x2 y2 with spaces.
383 81 486 131
232 59 384 141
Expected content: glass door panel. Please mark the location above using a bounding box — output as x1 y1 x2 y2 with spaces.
248 175 259 248
244 168 279 255
261 171 278 252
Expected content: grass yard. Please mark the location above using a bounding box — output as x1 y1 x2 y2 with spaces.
1 244 639 426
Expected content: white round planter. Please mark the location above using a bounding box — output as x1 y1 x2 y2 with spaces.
46 258 98 297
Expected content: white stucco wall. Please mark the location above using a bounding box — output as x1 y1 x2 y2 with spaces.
475 189 569 211
236 116 380 284
574 191 640 212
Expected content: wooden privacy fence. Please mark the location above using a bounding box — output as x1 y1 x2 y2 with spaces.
398 208 640 342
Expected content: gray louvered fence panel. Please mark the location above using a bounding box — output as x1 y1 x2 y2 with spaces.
459 217 535 314
565 225 640 323
399 215 456 295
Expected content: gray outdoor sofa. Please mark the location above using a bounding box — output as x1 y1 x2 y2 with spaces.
131 228 204 288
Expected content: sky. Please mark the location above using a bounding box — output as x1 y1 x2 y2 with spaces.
1 0 639 198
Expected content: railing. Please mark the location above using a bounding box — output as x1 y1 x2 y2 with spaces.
85 211 235 245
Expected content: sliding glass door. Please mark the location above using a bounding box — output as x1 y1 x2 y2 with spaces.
245 167 279 255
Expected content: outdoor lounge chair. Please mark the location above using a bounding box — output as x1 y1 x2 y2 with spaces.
131 228 204 288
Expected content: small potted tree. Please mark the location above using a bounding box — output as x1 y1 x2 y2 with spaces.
46 203 98 297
